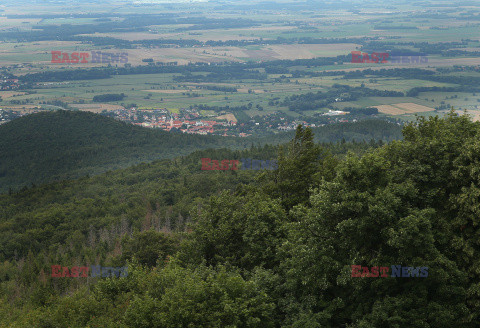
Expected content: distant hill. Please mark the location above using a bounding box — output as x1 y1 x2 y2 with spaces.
312 119 403 143
263 119 403 145
0 110 403 193
0 110 251 192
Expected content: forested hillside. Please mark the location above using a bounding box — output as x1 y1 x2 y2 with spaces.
0 110 250 192
0 110 402 192
1 112 479 327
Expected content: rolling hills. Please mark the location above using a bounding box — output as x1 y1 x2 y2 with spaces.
0 110 403 192
0 110 251 192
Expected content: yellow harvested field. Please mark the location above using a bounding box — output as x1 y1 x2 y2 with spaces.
375 103 435 115
238 88 266 93
79 32 170 41
33 40 83 48
216 113 237 122
375 105 405 115
214 43 358 60
0 17 42 26
114 48 242 65
0 106 41 113
238 26 296 32
394 103 436 113
145 89 190 94
463 110 480 122
80 30 258 42
188 82 239 87
70 104 124 113
448 57 480 65
0 91 26 99
267 44 359 59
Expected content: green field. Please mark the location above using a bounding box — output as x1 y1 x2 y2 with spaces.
0 0 479 122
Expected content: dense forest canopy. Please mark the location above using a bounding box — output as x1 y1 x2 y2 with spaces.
0 110 250 192
1 111 479 327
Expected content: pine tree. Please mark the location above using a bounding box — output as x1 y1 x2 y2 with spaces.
263 125 326 210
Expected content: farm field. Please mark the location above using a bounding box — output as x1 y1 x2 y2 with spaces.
375 103 436 116
0 0 479 126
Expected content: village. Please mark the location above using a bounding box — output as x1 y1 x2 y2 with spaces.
102 107 350 137
104 107 241 136
0 105 354 136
